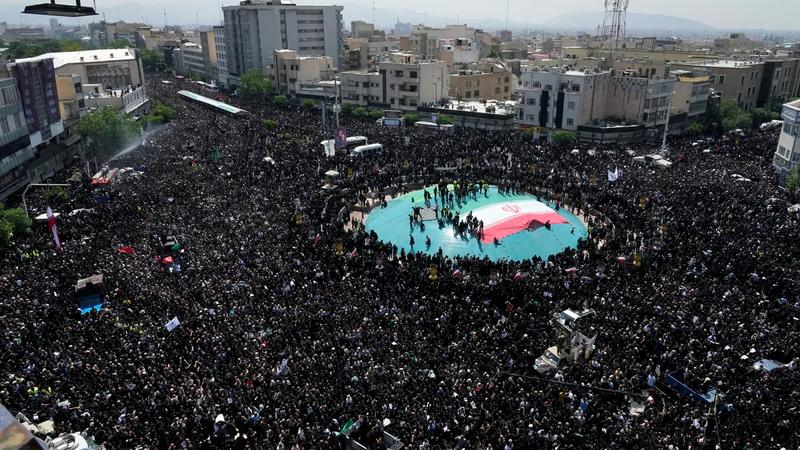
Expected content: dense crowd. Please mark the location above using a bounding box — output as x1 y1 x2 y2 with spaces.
1 75 799 449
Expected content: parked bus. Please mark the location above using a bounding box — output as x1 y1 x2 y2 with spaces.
320 136 368 156
415 121 454 132
351 143 383 158
196 81 219 93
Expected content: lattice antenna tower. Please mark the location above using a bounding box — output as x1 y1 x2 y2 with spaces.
601 0 629 49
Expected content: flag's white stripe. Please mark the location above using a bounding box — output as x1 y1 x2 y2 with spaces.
471 200 556 227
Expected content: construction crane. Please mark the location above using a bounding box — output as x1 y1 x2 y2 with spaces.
23 0 98 17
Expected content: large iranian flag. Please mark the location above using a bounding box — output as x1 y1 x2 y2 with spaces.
472 200 568 244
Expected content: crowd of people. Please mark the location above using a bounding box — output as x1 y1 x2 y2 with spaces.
1 74 799 449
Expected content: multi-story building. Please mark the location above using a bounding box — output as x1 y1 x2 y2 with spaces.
0 77 32 201
773 99 800 177
514 67 676 143
449 60 513 101
670 60 764 111
339 53 449 111
439 38 480 67
351 21 380 39
213 26 229 88
345 37 395 70
10 49 148 115
270 49 333 95
758 59 800 110
223 0 344 84
175 43 206 80
670 69 712 130
499 30 512 43
199 30 219 84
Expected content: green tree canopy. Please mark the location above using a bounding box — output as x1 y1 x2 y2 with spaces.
402 113 420 126
751 107 780 128
552 130 577 147
300 99 316 109
108 39 131 49
687 122 704 136
0 204 32 251
436 114 453 125
240 69 271 98
263 119 277 130
368 109 384 120
77 107 142 159
273 95 288 107
138 48 161 71
786 164 800 196
144 102 176 125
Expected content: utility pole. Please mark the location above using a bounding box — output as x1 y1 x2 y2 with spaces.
332 74 341 129
661 90 675 152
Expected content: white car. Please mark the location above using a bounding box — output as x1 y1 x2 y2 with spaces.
48 433 104 450
534 346 562 374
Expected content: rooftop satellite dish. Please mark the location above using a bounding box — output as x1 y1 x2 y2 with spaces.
23 0 98 17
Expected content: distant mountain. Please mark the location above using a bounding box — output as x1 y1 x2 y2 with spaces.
543 11 714 33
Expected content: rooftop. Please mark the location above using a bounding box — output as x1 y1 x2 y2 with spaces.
435 99 518 116
677 59 764 68
13 48 136 68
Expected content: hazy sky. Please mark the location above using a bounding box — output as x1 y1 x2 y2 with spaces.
8 0 800 30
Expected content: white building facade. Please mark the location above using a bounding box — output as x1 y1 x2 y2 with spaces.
773 99 800 176
223 0 344 84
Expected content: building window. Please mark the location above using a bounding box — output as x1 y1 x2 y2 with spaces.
464 91 471 98
718 75 725 85
567 101 575 110
495 87 500 94
504 86 509 92
527 97 536 105
474 90 480 97
533 82 542 89
409 71 417 78
566 118 574 126
394 70 403 77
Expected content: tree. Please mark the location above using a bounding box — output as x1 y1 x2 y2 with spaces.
552 130 576 147
436 114 453 125
273 95 288 107
341 103 354 117
687 122 704 136
139 48 161 71
0 204 32 251
487 49 499 58
77 107 142 159
402 113 420 126
787 164 800 196
58 40 84 52
144 102 176 125
108 39 131 49
263 119 277 130
722 111 753 132
751 107 780 128
240 69 271 98
368 109 384 120
353 107 368 118
300 99 316 109
716 98 752 132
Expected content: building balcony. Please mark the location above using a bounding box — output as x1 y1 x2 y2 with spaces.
84 85 148 115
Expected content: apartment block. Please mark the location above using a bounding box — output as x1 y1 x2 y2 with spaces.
270 49 333 95
223 0 344 82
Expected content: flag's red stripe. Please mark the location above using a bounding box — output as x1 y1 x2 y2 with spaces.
480 212 568 243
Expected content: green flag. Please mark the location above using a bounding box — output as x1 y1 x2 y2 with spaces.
213 147 221 161
171 243 181 251
340 418 354 434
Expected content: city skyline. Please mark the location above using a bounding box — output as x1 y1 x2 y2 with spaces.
1 0 798 32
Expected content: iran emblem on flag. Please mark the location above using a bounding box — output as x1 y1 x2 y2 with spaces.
473 200 568 244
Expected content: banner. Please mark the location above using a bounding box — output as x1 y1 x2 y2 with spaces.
46 207 61 250
165 316 180 332
335 127 347 149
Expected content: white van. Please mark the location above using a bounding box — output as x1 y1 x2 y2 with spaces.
351 143 383 157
